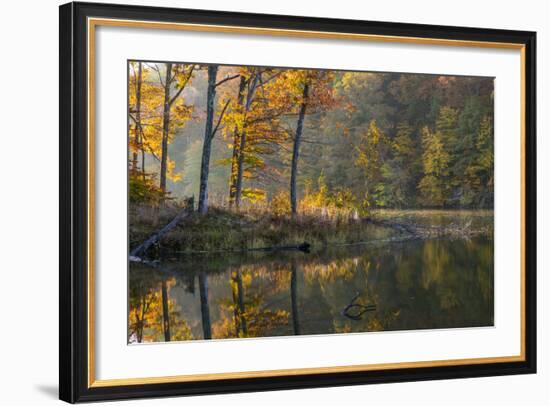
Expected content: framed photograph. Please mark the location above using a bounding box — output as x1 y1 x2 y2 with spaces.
59 1 536 403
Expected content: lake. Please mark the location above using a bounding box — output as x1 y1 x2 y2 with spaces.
128 236 494 343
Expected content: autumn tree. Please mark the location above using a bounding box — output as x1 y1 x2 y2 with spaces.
158 63 195 195
128 62 194 201
130 61 143 171
381 123 420 207
265 69 336 215
418 125 450 207
474 115 494 206
227 74 248 206
290 75 309 215
219 67 289 207
220 68 255 208
355 120 390 207
197 65 235 214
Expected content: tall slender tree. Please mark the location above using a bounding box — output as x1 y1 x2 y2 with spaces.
290 79 310 215
159 63 173 194
234 70 261 207
198 65 219 214
286 70 335 215
228 75 247 206
198 66 236 214
132 62 143 171
222 68 289 208
158 63 196 195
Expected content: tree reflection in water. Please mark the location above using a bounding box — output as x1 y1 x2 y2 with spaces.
128 237 493 343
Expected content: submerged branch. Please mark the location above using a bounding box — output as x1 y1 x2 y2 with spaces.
342 293 376 320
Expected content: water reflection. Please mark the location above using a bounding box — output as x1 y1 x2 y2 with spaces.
128 237 493 343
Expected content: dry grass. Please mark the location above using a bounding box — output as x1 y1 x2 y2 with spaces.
129 203 493 255
130 203 394 254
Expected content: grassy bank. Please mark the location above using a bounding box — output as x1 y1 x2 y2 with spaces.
129 205 494 257
130 205 396 255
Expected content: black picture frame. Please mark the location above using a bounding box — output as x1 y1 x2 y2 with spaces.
59 1 537 403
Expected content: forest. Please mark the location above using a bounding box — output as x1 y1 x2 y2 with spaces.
127 61 494 343
128 61 493 257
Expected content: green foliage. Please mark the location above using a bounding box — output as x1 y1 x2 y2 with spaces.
417 104 493 208
383 124 420 207
418 125 450 206
355 120 385 206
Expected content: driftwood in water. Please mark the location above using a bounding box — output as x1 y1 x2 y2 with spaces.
342 293 377 320
130 208 191 260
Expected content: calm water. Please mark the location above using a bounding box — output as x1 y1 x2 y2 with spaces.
128 237 493 343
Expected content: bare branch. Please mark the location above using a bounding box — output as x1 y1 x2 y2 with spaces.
211 99 232 139
147 63 165 87
215 74 240 88
168 66 195 106
142 141 161 162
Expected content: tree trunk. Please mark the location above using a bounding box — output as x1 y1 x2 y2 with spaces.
140 67 145 181
159 62 172 194
229 76 247 206
199 272 212 339
290 82 310 215
290 262 300 335
234 73 260 208
133 62 143 171
234 130 247 208
161 279 171 342
198 65 218 214
141 148 146 180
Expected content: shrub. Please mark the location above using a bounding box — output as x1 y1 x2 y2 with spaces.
129 170 164 205
270 191 291 216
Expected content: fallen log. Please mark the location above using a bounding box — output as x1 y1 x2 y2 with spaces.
247 241 311 253
130 208 191 260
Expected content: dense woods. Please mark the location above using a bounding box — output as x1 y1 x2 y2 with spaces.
128 62 494 216
128 61 495 343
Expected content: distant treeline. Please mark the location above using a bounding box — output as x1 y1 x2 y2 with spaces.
128 62 494 213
